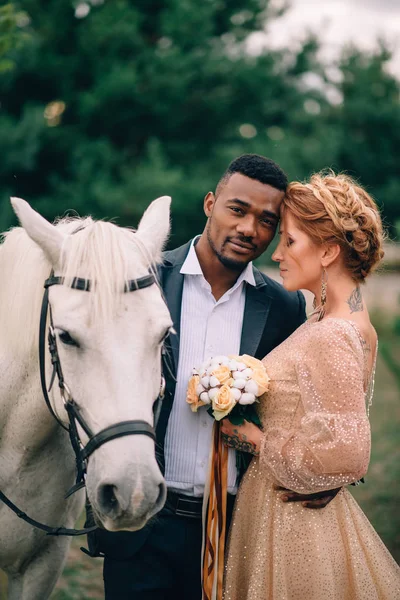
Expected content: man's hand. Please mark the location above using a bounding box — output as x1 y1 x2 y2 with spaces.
220 419 262 456
273 485 342 509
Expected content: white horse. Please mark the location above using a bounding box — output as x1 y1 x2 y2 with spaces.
0 196 172 599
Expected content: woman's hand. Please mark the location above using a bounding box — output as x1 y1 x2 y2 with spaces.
220 419 263 456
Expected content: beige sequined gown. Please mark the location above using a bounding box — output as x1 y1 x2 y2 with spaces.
224 317 400 600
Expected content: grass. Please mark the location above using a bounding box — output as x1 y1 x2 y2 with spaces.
1 324 399 599
350 314 400 563
51 543 104 600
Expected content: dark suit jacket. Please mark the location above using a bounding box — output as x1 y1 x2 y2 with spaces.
96 241 306 559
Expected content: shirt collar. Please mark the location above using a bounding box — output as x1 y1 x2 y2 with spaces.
180 237 256 287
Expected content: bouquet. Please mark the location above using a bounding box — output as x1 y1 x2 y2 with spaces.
186 354 269 426
186 354 270 600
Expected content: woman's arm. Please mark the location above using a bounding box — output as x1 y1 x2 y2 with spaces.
258 320 371 494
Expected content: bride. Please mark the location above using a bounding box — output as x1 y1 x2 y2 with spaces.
222 172 400 599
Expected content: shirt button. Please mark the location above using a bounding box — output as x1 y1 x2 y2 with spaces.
202 421 207 428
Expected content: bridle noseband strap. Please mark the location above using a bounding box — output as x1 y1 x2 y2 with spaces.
81 420 156 461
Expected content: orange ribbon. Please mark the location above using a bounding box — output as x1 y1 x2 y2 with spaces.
202 421 229 600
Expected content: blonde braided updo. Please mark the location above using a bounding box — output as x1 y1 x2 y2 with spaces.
283 172 385 283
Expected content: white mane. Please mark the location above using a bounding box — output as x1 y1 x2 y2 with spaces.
0 217 156 357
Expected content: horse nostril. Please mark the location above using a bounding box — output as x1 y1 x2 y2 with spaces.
98 484 121 517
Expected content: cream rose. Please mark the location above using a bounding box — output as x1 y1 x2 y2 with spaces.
211 365 231 385
251 367 270 395
240 354 264 371
212 384 236 421
186 375 206 412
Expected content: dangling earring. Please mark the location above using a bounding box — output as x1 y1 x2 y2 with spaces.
321 268 328 308
313 268 328 320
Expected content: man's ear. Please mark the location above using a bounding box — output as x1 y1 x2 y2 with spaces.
321 243 341 268
204 192 216 218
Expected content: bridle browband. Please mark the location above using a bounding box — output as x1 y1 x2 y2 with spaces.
0 266 166 537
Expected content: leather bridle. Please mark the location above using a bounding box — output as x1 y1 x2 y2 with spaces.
0 268 166 537
39 271 166 498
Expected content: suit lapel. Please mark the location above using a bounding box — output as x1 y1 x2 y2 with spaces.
240 268 272 357
163 266 184 373
161 241 192 374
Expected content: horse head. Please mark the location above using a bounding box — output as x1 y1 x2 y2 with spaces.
10 197 172 532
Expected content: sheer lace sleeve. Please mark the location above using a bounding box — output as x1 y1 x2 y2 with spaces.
259 319 371 494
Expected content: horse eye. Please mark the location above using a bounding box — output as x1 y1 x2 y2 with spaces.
58 330 79 348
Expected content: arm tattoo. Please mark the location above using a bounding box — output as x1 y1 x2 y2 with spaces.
346 287 363 313
221 432 260 456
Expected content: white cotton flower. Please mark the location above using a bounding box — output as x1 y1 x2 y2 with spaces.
214 355 226 364
233 379 246 390
209 375 220 388
231 388 242 402
220 356 230 366
206 366 215 376
228 359 238 371
239 392 256 405
232 371 242 380
236 362 246 371
244 380 259 395
242 368 253 380
200 392 211 404
208 388 219 400
201 376 210 388
196 384 206 396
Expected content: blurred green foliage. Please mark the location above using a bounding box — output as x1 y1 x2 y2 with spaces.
0 0 399 249
0 3 29 72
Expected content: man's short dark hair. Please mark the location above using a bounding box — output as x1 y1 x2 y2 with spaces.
215 154 288 196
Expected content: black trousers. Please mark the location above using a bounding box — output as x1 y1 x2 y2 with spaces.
103 494 236 600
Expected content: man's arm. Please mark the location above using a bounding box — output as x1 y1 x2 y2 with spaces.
221 420 341 509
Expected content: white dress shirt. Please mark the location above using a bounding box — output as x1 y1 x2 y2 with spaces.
164 239 256 496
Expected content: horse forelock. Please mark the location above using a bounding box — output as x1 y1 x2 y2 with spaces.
0 216 157 357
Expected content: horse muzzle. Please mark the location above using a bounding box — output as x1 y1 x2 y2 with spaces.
87 454 167 531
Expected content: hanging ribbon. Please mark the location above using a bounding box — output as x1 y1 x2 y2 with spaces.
202 421 229 600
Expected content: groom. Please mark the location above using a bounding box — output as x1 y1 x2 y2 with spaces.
98 154 336 599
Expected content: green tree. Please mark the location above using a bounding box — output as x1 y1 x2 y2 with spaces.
0 0 320 244
0 1 399 244
332 45 400 237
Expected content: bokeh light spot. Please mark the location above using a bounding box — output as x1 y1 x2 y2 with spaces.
304 99 321 115
75 3 90 19
239 124 257 138
44 101 66 127
266 126 284 141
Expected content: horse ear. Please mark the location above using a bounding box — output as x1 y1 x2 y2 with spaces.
10 197 66 267
136 196 171 264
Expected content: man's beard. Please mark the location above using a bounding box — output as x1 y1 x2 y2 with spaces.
207 225 251 272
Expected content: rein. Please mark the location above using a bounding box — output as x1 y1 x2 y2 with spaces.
0 269 165 537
